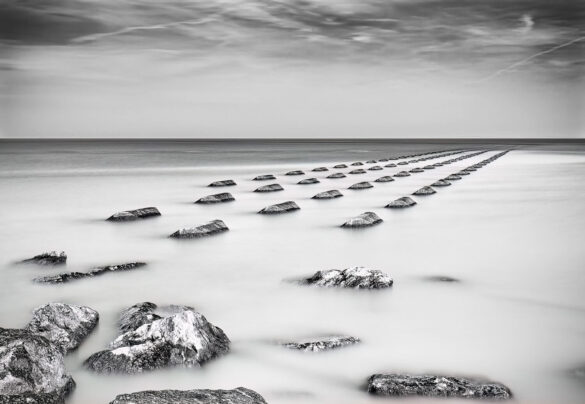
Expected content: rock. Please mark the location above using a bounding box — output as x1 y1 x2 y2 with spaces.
258 201 300 214
348 169 366 174
457 171 471 176
0 328 75 404
170 220 228 239
312 167 328 172
285 170 304 176
107 207 161 222
375 176 394 183
412 186 436 196
298 178 319 185
84 307 230 374
341 212 382 228
22 251 67 266
445 174 462 181
34 262 147 284
425 276 460 283
386 196 417 208
302 266 393 289
109 387 267 404
379 158 389 162
312 190 343 200
393 171 410 177
368 166 383 171
254 184 284 193
333 164 347 169
367 374 512 399
409 168 424 173
195 193 235 204
282 336 360 352
431 180 451 187
26 303 99 354
366 160 377 164
208 180 236 187
348 182 373 190
397 161 408 165
350 162 363 166
464 167 477 172
384 163 396 168
327 173 346 179
253 175 276 181
118 302 161 334
423 165 435 169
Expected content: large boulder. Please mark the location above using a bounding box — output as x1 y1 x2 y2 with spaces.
107 207 161 222
367 374 512 399
254 184 283 193
375 176 394 183
312 190 343 200
386 197 417 209
34 263 146 284
298 178 319 185
285 170 304 176
195 193 235 204
253 175 276 181
109 387 267 404
26 303 99 354
22 252 67 266
208 180 236 187
412 186 436 196
0 328 75 404
348 169 366 174
170 220 228 239
341 212 382 228
258 201 300 214
301 266 393 289
282 336 360 352
327 173 346 179
84 307 230 374
348 182 373 190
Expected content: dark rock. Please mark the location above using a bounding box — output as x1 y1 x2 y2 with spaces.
366 160 377 164
384 163 397 168
386 196 416 208
22 252 67 266
425 276 460 283
34 263 147 284
254 184 283 193
253 175 276 181
302 266 392 289
445 174 462 181
327 173 346 179
26 303 99 354
282 336 360 352
285 170 304 176
109 387 267 404
84 307 230 374
312 167 328 172
170 220 228 239
118 302 161 334
379 158 389 162
258 201 300 214
348 169 366 174
413 186 436 196
423 165 435 169
0 328 75 404
367 374 512 399
341 212 382 228
208 180 236 187
457 171 471 176
375 176 394 183
351 162 364 166
195 193 235 204
107 207 161 222
368 166 383 171
409 168 424 173
312 190 343 200
298 178 319 185
432 180 451 187
348 182 373 190
393 171 410 177
333 164 348 169
397 161 408 165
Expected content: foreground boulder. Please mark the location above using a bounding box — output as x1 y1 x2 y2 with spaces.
327 173 346 179
367 374 512 399
349 182 373 190
282 336 360 352
107 207 161 222
413 186 436 196
386 197 417 208
170 220 228 239
254 184 283 193
375 176 394 183
431 180 451 187
348 169 366 174
195 193 235 204
26 303 99 354
301 266 393 289
253 174 276 181
109 387 267 404
312 190 343 200
298 178 319 185
22 251 67 266
285 170 304 176
341 212 382 228
208 180 236 187
34 262 146 284
84 306 230 374
0 328 75 403
258 201 300 214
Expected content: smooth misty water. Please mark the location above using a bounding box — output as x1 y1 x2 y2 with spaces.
1 141 584 404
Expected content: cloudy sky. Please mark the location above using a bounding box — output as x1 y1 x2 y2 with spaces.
1 0 583 138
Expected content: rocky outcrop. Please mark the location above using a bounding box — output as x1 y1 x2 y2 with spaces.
375 176 394 183
301 266 393 289
312 190 343 200
341 212 382 228
386 197 416 208
412 186 436 196
253 175 276 181
254 184 283 193
84 306 230 374
431 180 451 187
348 169 366 175
298 178 319 185
285 170 304 176
26 303 99 354
367 374 512 399
107 207 161 222
34 263 147 284
393 171 410 177
333 164 347 169
109 387 267 404
312 167 328 172
22 252 67 266
195 193 235 204
348 182 373 190
409 168 424 173
208 180 236 187
170 220 229 239
258 201 300 214
0 328 75 404
327 173 346 179
282 336 360 352
368 166 383 171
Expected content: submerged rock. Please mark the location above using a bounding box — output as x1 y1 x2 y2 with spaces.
302 266 393 289
34 262 146 284
393 171 410 177
312 167 328 172
254 184 284 193
341 212 382 228
107 207 161 222
22 251 67 266
253 174 276 181
333 164 347 169
409 168 424 173
285 170 304 176
431 180 451 187
195 193 235 204
208 180 236 187
109 387 267 404
368 166 383 171
367 374 512 399
413 186 436 196
349 182 373 190
327 173 346 179
348 169 366 175
425 275 460 283
0 328 75 403
258 201 300 214
282 336 360 352
312 190 343 200
170 220 228 239
375 176 394 183
26 303 99 354
298 178 319 185
386 196 416 208
84 307 230 374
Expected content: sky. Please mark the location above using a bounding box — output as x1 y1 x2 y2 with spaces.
0 0 584 138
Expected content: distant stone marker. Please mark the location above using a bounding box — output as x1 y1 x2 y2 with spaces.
195 193 235 204
170 220 229 239
258 201 300 214
107 207 161 222
208 179 236 187
341 212 382 228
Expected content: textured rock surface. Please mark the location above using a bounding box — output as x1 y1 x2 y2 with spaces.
327 173 346 179
368 166 383 171
26 303 99 354
341 212 382 228
118 302 161 334
312 167 328 172
22 252 67 266
348 169 366 174
386 196 417 208
34 263 146 284
445 174 462 181
282 336 360 352
375 176 394 183
208 180 236 187
348 182 373 190
285 170 304 176
109 387 267 404
170 220 228 239
413 186 436 196
195 193 235 204
431 180 451 187
85 307 230 374
394 171 410 177
258 201 300 214
302 266 393 289
254 184 283 193
107 207 161 222
253 175 276 181
367 374 512 399
298 178 319 184
312 190 343 200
